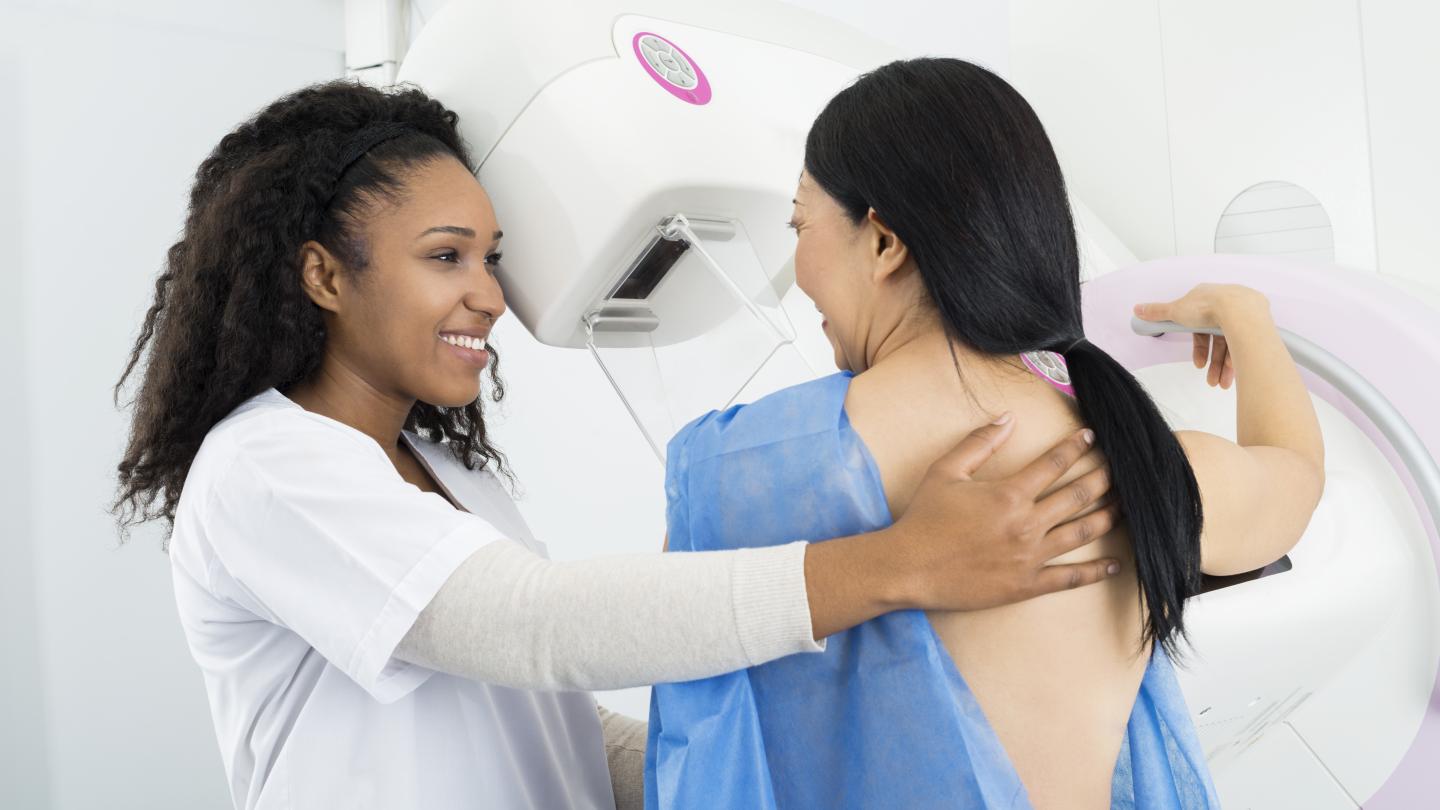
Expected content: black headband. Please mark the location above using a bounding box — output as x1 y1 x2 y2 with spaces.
324 122 417 206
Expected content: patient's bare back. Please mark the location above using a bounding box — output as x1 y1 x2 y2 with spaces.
847 361 1147 810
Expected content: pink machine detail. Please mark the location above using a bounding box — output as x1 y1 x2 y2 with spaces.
632 32 712 106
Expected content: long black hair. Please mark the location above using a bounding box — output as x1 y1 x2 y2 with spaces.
805 58 1202 655
112 80 510 546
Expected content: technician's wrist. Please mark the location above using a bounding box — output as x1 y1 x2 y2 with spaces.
866 526 926 612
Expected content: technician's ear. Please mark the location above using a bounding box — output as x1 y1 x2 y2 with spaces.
297 240 346 314
865 208 910 284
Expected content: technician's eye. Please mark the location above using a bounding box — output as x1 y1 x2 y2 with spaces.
432 250 460 264
785 220 799 233
484 251 504 271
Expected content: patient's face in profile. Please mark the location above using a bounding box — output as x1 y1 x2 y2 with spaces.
791 171 871 371
790 170 921 373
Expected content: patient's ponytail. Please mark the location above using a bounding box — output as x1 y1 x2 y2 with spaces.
1058 338 1202 652
805 57 1203 655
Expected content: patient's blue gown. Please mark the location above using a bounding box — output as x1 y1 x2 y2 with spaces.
644 371 1220 810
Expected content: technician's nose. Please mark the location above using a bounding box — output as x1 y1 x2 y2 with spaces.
467 267 507 324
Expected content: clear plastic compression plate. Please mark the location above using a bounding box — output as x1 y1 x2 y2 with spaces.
584 214 817 461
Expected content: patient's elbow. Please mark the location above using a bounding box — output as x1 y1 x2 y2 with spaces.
1303 435 1326 490
1278 458 1326 558
1279 447 1326 516
1302 457 1326 511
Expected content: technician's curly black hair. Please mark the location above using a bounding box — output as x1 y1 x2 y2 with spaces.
112 79 511 547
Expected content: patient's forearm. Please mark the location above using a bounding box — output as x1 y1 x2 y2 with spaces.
1218 293 1325 470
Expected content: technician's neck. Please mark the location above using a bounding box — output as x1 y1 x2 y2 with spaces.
280 359 413 460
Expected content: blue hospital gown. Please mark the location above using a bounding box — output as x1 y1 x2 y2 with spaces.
644 371 1220 809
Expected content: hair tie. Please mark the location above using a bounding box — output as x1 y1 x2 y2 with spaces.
324 122 417 207
1061 336 1089 354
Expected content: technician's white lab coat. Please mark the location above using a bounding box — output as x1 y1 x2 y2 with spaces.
168 387 614 809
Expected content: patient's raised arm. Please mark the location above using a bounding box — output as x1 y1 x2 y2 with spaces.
1136 284 1326 575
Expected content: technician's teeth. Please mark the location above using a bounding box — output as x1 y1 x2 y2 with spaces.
442 334 485 351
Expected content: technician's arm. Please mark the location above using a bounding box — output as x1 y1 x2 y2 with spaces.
397 537 820 690
397 421 1122 690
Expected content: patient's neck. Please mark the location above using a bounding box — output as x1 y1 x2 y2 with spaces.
863 309 927 370
862 313 1018 406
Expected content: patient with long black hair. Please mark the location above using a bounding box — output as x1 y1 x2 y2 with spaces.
645 58 1324 809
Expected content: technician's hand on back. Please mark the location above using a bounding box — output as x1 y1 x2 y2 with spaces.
800 417 1117 641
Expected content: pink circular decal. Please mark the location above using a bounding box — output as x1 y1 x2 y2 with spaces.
1021 350 1076 398
632 32 711 105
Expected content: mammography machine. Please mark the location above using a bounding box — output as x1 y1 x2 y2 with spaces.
392 1 1440 804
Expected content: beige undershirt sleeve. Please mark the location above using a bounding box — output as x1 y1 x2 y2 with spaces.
596 704 647 810
394 538 824 692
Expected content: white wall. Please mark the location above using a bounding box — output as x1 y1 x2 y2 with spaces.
1159 0 1376 269
1360 0 1440 292
1009 0 1440 300
1 1 345 807
1 35 47 810
1009 0 1177 261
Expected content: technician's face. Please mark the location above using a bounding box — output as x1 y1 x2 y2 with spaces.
790 171 873 372
333 156 508 408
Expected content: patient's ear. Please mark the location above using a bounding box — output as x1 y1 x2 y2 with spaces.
865 208 911 285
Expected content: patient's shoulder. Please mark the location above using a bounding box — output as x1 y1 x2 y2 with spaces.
666 372 853 464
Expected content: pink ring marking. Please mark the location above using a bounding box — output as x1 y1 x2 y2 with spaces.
632 32 712 106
